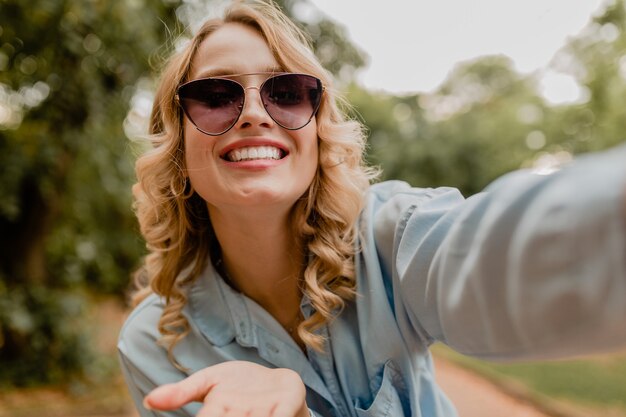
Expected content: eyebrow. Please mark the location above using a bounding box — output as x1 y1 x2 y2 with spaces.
194 66 283 79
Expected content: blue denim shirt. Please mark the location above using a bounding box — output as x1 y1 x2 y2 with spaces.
119 145 626 417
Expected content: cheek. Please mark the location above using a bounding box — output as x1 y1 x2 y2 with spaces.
300 122 319 157
184 131 215 170
298 126 319 178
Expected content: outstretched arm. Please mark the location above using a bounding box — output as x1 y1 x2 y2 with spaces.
370 143 626 361
623 186 626 221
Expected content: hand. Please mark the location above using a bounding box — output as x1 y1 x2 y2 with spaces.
143 361 309 417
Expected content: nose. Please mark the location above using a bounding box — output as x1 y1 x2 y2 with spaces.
235 86 274 130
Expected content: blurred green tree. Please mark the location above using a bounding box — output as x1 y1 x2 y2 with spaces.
351 55 546 196
542 0 626 154
352 0 626 197
0 0 181 386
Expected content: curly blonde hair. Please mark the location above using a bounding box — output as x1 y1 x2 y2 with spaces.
132 0 377 363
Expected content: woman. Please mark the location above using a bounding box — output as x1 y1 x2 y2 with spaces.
118 1 626 416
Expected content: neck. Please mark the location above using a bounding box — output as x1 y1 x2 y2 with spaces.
208 204 304 321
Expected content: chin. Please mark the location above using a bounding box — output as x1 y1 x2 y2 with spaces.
234 187 302 207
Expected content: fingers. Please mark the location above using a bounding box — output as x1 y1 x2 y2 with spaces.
196 404 227 417
194 384 228 417
195 392 297 417
197 390 276 417
198 405 288 417
144 370 217 411
271 403 294 417
271 397 308 417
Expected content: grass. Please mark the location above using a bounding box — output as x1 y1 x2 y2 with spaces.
432 343 626 417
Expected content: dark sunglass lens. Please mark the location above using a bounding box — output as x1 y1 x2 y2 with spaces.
261 74 322 129
178 79 244 134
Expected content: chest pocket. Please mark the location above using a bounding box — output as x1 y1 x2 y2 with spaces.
355 360 410 417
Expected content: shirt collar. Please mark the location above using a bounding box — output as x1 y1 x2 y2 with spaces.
186 258 312 347
186 259 237 346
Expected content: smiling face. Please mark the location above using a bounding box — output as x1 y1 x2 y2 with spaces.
183 23 319 218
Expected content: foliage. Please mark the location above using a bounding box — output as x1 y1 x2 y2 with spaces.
0 0 181 386
0 285 91 387
351 55 547 196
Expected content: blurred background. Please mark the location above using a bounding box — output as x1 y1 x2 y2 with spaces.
0 0 625 416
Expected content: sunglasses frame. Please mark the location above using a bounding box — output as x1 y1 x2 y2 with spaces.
175 72 325 136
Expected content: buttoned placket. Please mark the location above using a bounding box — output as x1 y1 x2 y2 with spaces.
305 326 355 417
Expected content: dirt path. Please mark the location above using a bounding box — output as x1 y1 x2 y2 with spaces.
433 355 552 417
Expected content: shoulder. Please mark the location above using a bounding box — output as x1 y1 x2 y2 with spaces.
118 293 165 356
364 180 466 245
367 180 465 217
117 293 192 389
117 294 165 368
118 294 204 414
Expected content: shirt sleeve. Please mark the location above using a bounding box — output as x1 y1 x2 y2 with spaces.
372 144 626 361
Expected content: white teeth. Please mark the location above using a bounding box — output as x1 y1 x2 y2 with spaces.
227 146 282 162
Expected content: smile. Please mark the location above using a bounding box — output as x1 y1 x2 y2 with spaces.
224 146 286 162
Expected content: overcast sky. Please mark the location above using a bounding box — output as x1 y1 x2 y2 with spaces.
306 0 606 101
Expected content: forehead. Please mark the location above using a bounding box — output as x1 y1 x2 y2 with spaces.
190 23 280 79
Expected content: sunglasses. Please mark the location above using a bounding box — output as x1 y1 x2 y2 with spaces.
176 72 324 136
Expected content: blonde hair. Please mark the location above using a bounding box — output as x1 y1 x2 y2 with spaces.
132 0 377 362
